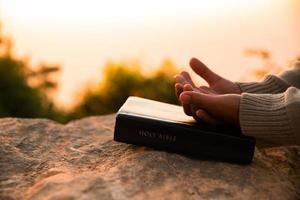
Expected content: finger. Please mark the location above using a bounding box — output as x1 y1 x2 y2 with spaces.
175 74 190 85
183 106 193 116
180 71 196 87
179 91 214 106
189 102 201 122
180 89 211 120
183 83 194 91
175 74 185 84
189 57 221 85
175 74 194 90
195 109 218 125
182 86 213 120
181 83 193 116
175 83 193 116
183 83 209 94
175 83 183 98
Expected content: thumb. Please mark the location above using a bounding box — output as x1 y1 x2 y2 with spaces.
189 57 222 85
179 91 215 107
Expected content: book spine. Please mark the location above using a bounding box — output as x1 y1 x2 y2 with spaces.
114 113 255 164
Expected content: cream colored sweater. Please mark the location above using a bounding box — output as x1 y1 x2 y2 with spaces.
237 61 300 146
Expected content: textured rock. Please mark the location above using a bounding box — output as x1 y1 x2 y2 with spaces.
0 115 299 200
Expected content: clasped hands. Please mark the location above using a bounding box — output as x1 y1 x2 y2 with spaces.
174 58 242 125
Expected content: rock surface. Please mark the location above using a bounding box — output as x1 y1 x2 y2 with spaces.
0 115 299 200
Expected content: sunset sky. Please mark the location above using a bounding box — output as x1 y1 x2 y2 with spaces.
1 0 300 108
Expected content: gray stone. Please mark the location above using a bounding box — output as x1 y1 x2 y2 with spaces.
0 115 299 200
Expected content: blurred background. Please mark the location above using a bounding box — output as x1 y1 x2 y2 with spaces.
0 0 299 123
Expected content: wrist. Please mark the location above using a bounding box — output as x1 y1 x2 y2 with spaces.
233 83 242 94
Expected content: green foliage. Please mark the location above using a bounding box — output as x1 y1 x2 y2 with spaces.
0 27 179 122
0 56 65 120
0 57 44 117
0 26 66 121
72 59 179 118
141 59 178 103
0 22 179 122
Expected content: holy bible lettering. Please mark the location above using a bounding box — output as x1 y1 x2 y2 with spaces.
138 130 176 142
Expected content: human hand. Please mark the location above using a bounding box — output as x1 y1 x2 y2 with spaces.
174 57 241 117
175 57 241 95
179 91 241 125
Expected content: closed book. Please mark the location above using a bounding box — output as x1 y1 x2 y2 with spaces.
114 96 255 164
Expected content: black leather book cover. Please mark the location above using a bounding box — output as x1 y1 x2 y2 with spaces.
114 96 255 164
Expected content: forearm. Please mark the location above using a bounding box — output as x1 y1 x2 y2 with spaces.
239 87 300 146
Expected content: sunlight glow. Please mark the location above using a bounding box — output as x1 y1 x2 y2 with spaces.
1 0 298 107
2 0 267 24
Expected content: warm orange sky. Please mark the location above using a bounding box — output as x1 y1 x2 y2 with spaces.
1 0 300 108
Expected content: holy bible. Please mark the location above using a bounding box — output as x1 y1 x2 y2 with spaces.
114 96 255 164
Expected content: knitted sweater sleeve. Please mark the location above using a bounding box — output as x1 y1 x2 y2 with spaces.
236 61 300 94
239 87 300 146
237 62 300 146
